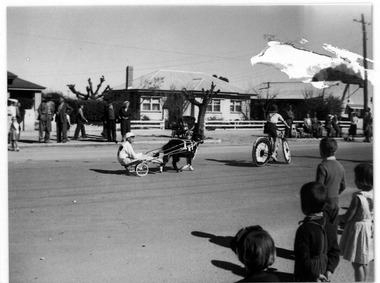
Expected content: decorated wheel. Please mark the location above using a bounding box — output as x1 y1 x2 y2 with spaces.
252 137 271 167
282 138 291 164
135 162 149 177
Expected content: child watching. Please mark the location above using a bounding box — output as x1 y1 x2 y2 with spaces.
9 116 20 151
230 225 279 282
339 163 373 282
316 137 346 231
294 182 340 282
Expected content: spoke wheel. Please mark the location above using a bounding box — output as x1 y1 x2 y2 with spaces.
252 137 271 167
282 138 291 164
135 162 149 177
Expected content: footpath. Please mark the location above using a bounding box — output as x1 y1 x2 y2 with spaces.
9 126 353 150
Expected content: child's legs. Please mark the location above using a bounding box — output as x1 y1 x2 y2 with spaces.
352 262 367 281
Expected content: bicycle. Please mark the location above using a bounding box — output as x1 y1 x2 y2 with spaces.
252 128 291 167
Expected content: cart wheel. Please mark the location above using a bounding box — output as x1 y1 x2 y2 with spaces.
135 162 149 177
282 138 291 164
252 137 271 167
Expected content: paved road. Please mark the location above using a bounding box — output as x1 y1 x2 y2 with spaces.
8 140 373 282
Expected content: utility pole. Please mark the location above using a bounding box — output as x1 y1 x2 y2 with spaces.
354 13 370 111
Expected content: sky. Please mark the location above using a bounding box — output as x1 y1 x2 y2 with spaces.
5 1 376 98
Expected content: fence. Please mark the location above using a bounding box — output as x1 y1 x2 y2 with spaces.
131 119 352 132
205 120 351 131
131 120 165 129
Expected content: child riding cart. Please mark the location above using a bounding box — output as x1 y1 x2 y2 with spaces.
117 132 203 176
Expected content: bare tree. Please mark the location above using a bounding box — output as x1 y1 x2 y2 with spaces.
67 76 111 100
248 84 279 120
164 84 190 124
182 82 220 138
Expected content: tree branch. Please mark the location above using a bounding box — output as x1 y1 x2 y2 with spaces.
182 88 202 106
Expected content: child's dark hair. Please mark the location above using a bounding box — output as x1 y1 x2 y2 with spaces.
354 163 373 191
319 137 338 157
300 182 327 214
231 225 275 274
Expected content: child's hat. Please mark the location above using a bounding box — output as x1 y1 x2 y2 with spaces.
125 132 135 139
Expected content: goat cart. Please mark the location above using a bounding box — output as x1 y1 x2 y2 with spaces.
124 138 202 177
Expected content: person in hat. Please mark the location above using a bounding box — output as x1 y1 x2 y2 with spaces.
118 100 131 142
265 104 290 161
117 132 157 168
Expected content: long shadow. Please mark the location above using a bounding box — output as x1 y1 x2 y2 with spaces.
206 158 287 167
90 169 128 175
211 260 247 277
191 231 233 248
192 231 294 282
206 159 255 168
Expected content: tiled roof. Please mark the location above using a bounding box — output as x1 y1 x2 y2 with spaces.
113 69 247 95
8 71 46 90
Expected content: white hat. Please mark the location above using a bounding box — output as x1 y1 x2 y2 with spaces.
125 132 135 139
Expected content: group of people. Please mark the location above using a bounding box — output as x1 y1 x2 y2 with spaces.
103 99 131 143
37 96 81 143
35 96 133 146
302 113 341 139
231 137 373 282
8 99 22 151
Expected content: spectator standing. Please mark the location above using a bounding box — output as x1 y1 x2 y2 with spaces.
348 112 359 141
362 108 372 143
310 112 323 138
284 105 295 138
332 115 341 138
15 101 22 140
324 114 334 137
55 96 73 143
37 95 54 143
303 113 312 137
118 101 131 142
103 99 117 143
74 104 88 139
294 182 340 282
316 137 346 234
230 225 279 282
9 116 20 151
339 163 373 282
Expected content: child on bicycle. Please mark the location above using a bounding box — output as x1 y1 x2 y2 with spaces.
265 104 290 161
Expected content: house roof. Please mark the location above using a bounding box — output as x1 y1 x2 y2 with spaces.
113 69 248 95
256 81 369 105
7 71 46 91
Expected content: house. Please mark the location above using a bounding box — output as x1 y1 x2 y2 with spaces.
254 80 372 118
108 67 254 123
7 71 46 131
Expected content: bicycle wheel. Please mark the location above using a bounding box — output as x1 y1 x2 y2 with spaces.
135 162 149 177
282 138 291 164
252 137 271 167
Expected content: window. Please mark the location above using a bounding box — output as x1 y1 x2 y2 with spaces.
230 100 242 112
142 97 161 111
207 99 221 112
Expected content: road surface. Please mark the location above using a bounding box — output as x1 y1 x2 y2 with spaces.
8 140 373 282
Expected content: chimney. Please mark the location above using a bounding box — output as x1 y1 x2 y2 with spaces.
126 66 133 88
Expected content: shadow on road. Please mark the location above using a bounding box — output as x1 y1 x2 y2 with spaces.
206 159 254 167
192 231 294 282
90 169 128 175
191 231 233 248
211 260 246 277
